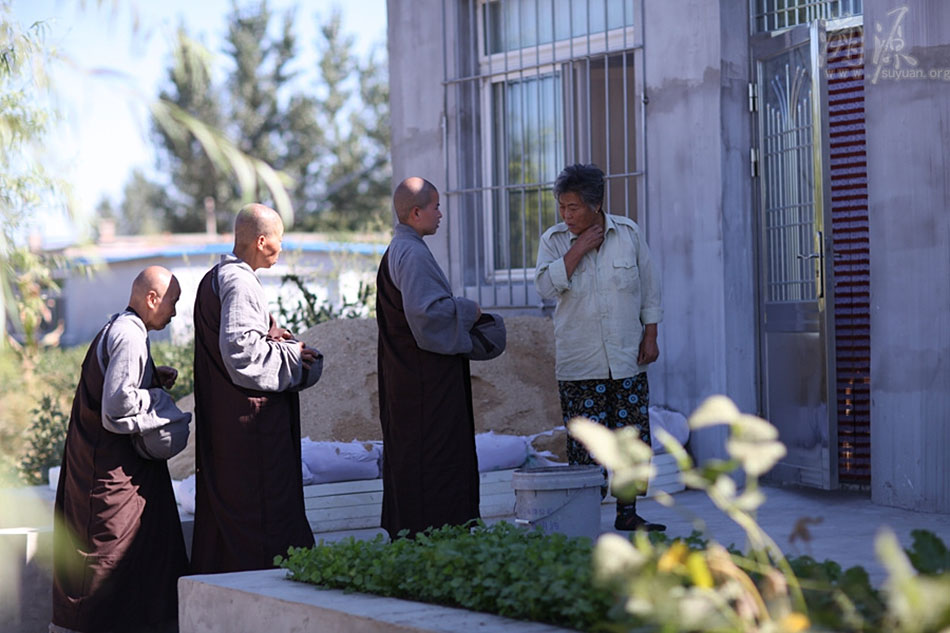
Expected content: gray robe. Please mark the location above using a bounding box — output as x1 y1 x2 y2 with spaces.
215 254 321 391
52 309 187 633
376 223 481 538
191 255 320 573
99 310 189 435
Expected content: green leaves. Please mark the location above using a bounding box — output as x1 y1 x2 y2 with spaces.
143 5 390 235
275 275 375 333
151 339 194 401
17 393 69 485
877 529 950 633
277 521 637 632
275 515 950 633
0 5 69 346
905 529 950 575
568 417 654 500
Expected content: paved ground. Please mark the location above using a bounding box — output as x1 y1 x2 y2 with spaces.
318 484 950 586
9 479 948 586
634 485 950 585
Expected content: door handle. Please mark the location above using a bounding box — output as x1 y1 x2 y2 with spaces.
805 231 824 299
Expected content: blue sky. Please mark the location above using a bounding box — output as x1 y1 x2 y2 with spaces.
12 0 387 244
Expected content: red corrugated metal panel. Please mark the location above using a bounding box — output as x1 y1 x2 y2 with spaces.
827 27 870 485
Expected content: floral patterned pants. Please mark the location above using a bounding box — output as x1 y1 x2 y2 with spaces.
558 373 651 503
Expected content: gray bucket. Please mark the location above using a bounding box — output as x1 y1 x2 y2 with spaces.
511 465 603 540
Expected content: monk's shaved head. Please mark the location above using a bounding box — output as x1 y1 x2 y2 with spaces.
393 177 437 223
234 203 283 250
232 202 285 270
130 266 175 304
129 266 181 330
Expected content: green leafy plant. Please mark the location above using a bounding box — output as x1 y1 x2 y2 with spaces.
1 340 193 484
275 395 950 633
570 396 950 633
276 274 375 333
151 339 194 402
904 529 950 576
17 394 69 485
277 521 636 633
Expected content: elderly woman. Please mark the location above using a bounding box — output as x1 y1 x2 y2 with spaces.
535 163 665 532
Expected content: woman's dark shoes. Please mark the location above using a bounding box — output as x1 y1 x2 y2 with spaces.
614 512 666 532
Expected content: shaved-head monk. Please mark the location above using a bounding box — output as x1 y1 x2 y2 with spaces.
190 202 322 573
52 266 190 633
376 177 504 539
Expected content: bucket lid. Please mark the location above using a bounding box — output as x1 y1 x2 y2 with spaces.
511 464 604 491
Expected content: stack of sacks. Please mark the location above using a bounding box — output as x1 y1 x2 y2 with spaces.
300 438 382 485
523 428 566 467
648 406 689 453
171 431 561 514
474 431 529 472
172 475 196 514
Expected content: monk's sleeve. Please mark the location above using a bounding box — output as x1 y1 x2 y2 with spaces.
218 271 305 391
390 242 479 355
100 320 183 434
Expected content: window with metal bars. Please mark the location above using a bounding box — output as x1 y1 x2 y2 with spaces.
752 0 862 33
443 0 644 307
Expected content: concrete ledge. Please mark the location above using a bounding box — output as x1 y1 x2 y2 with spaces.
0 527 53 633
179 569 577 633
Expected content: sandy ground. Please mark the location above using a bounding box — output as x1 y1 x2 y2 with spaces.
168 315 567 479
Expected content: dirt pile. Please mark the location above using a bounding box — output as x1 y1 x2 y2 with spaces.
167 315 566 480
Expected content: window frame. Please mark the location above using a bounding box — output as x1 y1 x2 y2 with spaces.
475 0 642 281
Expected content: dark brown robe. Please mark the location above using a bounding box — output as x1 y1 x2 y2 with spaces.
190 263 314 574
376 250 480 539
52 326 187 633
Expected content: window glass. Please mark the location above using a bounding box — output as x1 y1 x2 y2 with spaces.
491 73 562 270
484 0 635 55
752 0 863 33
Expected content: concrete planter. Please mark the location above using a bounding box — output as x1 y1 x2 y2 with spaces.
179 569 578 633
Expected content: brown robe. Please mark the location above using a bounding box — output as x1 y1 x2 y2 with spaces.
190 263 314 574
52 325 187 633
376 250 480 539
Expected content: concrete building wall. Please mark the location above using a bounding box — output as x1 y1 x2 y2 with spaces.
386 0 758 463
866 0 950 513
387 0 950 513
60 249 379 347
386 0 450 269
643 0 755 462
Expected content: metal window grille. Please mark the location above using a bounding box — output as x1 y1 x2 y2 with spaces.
761 49 818 303
442 0 645 309
752 0 863 33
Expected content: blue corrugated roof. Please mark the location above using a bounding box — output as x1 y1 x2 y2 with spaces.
70 239 387 265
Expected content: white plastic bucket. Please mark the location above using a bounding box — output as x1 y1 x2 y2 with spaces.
511 465 603 540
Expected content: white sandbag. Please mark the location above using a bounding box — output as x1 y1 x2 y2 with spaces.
174 474 197 515
649 406 690 453
301 460 315 486
525 426 566 467
301 437 382 484
48 465 60 491
475 431 529 472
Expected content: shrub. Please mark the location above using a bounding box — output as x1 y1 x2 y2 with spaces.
570 396 950 633
279 396 950 633
151 339 194 402
18 394 69 485
5 340 193 485
277 521 637 633
276 274 375 333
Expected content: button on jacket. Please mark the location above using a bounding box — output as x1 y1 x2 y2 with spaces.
535 213 662 381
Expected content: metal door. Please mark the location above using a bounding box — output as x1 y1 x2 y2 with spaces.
753 22 837 489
